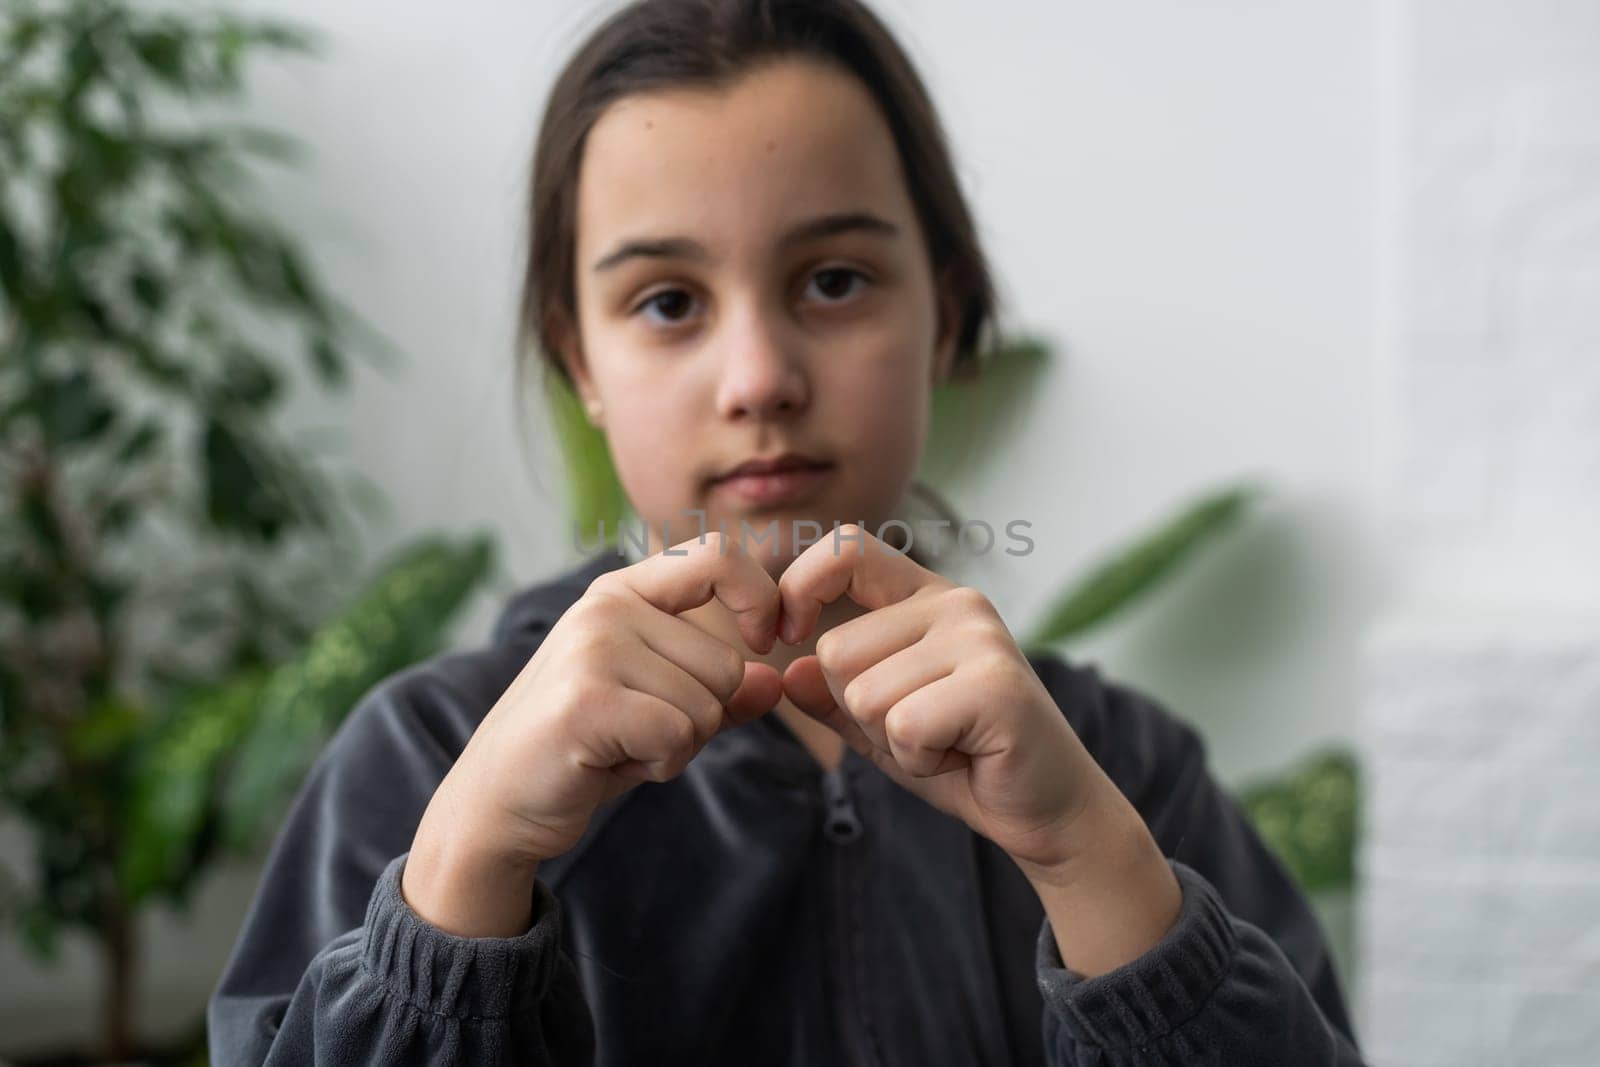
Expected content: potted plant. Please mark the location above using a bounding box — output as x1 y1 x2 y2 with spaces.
0 4 495 1060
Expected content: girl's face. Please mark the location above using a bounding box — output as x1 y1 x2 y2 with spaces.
560 57 958 575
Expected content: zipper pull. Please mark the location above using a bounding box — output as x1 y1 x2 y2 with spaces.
820 766 863 844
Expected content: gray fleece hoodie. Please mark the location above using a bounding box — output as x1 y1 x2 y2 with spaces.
207 547 1366 1065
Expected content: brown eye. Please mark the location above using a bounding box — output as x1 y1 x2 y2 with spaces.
635 288 697 325
808 267 868 304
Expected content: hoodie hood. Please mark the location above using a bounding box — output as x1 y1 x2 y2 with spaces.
490 547 629 646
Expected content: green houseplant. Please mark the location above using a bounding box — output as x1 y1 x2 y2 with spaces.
0 4 495 1060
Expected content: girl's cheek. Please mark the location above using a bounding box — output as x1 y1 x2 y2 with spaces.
839 342 928 410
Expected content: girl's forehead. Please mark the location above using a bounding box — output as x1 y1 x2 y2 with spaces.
575 59 915 261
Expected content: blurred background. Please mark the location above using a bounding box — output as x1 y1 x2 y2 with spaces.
1 0 1595 1063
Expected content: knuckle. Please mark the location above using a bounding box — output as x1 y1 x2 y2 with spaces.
972 626 1014 659
842 674 874 716
547 676 604 734
586 569 627 599
667 711 697 750
568 628 621 671
716 645 747 693
570 590 626 632
973 652 1022 698
883 704 920 748
698 695 725 734
947 584 995 620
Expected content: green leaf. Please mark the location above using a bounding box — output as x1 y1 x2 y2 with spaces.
121 670 271 901
36 369 117 447
19 898 60 961
113 419 164 463
221 123 302 165
0 201 27 299
217 535 494 850
201 418 328 542
213 345 283 410
201 417 274 537
308 334 345 387
63 28 107 105
125 337 195 394
2 14 47 78
920 336 1051 487
128 29 190 91
96 495 138 537
65 692 147 763
228 19 317 57
128 263 167 312
1020 483 1265 649
276 243 323 318
1239 748 1360 893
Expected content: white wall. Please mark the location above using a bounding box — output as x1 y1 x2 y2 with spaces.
3 0 1391 1053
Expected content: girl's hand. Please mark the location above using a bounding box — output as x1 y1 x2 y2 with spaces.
779 525 1139 876
403 532 783 936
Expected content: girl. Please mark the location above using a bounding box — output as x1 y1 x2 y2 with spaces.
209 1 1366 1063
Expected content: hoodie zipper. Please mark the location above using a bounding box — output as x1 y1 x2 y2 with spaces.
821 762 863 843
821 763 879 1066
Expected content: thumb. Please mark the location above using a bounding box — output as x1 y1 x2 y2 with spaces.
781 655 836 720
723 661 783 727
782 656 875 759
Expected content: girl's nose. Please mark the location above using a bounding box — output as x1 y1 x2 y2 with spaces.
712 304 810 421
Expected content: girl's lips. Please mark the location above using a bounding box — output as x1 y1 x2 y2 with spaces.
711 463 833 507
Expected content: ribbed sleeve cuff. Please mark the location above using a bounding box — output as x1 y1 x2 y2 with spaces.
1035 859 1237 1050
360 852 566 1021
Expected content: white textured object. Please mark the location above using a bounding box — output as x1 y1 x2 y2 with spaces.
1360 615 1600 1066
1364 1 1600 1062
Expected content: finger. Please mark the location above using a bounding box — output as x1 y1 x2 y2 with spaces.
812 585 941 684
625 591 782 728
601 664 781 784
632 606 757 706
833 636 955 754
779 524 949 645
723 662 783 728
881 673 981 778
781 655 880 763
581 688 698 783
612 532 781 655
615 646 737 748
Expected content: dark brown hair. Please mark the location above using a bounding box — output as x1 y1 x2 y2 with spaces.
516 0 1003 393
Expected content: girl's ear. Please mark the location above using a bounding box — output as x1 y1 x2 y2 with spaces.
930 265 960 386
550 313 605 427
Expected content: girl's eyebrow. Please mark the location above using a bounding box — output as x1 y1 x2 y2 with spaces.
590 210 900 274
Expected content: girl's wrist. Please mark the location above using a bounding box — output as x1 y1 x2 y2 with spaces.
402 779 542 938
1014 798 1182 978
